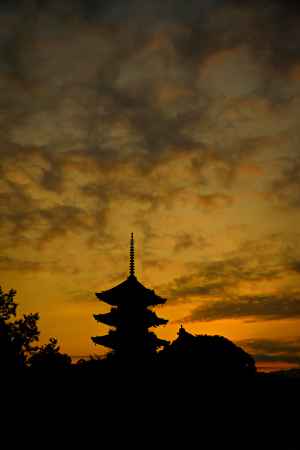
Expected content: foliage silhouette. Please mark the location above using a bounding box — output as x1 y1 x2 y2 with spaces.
0 286 71 369
28 337 72 369
76 354 107 369
0 286 40 368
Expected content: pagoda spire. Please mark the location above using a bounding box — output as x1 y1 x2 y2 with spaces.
129 232 135 276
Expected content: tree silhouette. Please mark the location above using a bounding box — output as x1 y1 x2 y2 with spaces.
76 355 105 369
28 337 72 369
0 286 39 368
92 234 169 363
0 286 71 369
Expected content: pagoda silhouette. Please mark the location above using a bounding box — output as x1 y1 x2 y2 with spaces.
92 234 168 362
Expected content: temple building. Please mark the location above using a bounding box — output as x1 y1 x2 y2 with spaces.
92 234 168 361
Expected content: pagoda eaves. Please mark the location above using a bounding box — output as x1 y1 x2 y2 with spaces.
94 309 168 328
92 330 168 351
96 274 166 307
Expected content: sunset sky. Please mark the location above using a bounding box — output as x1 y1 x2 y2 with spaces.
1 0 300 370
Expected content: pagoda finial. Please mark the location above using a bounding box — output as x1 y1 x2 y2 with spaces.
129 232 135 276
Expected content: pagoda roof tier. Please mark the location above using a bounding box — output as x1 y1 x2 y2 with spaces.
92 330 169 351
96 274 166 307
91 334 115 350
94 309 168 328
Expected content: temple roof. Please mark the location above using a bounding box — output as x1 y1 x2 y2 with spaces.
96 274 166 307
92 330 169 350
94 308 168 327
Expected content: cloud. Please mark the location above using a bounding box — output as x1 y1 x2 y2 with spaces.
172 233 205 253
0 0 298 212
0 255 64 273
167 244 288 303
289 260 300 273
184 292 300 322
0 2 300 278
271 158 300 208
0 0 298 165
240 337 300 367
164 235 300 323
0 178 107 249
0 255 42 273
196 193 234 209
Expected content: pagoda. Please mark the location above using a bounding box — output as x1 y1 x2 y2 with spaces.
92 234 168 361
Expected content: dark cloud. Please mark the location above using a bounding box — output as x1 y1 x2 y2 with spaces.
0 0 298 165
0 181 37 247
0 255 64 273
271 158 300 208
0 255 42 272
173 233 196 253
168 251 286 302
289 260 300 273
39 152 65 193
0 177 107 249
240 337 300 367
1 1 300 269
185 292 300 322
165 236 300 323
0 0 298 230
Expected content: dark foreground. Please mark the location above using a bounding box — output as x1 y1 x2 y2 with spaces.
4 367 299 450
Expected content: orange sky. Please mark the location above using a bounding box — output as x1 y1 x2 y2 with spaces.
1 0 300 370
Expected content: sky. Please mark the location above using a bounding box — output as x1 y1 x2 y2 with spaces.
1 0 300 370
